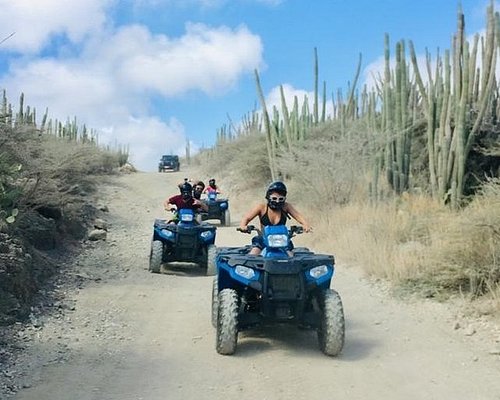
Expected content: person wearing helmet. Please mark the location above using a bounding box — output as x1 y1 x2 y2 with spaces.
164 179 208 213
239 181 312 255
203 178 221 194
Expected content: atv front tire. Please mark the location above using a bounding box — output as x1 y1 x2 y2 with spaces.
149 240 163 273
216 289 238 355
317 289 345 356
206 244 217 276
211 277 218 328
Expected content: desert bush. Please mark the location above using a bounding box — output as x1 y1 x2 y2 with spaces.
1 123 122 214
277 120 374 208
0 92 128 222
316 179 500 303
194 132 271 193
0 123 28 227
415 178 500 298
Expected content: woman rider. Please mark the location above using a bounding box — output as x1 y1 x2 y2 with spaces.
239 181 312 255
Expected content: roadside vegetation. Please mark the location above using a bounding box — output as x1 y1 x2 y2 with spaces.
194 4 500 315
0 91 130 324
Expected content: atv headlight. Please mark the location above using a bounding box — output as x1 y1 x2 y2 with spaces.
200 230 213 240
220 202 228 209
161 229 175 239
309 265 329 279
267 234 288 248
180 213 193 222
235 265 255 280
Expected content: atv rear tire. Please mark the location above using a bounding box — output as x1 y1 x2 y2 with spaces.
149 240 163 273
206 244 217 276
221 209 230 226
216 289 238 355
317 289 345 356
211 277 218 328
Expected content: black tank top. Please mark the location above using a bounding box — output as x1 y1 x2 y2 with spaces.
259 206 288 226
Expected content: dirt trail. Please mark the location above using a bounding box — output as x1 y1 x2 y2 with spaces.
10 171 500 400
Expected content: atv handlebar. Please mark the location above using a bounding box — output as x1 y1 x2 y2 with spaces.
237 225 304 237
237 225 257 234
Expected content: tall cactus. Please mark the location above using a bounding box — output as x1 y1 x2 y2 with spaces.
313 47 319 125
410 1 498 205
254 69 277 180
380 34 414 194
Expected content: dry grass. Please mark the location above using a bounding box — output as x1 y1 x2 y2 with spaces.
313 182 500 311
194 133 271 194
419 180 500 297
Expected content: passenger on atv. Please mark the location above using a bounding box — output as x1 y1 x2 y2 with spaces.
164 179 208 223
239 181 312 255
203 178 222 195
192 180 205 200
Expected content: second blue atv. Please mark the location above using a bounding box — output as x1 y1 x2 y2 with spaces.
212 224 345 356
149 208 217 275
200 192 230 226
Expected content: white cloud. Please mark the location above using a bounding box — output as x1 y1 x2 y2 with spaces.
362 56 385 91
266 83 313 112
0 0 113 53
105 23 263 97
106 116 187 169
362 53 436 92
254 0 283 5
1 21 263 170
260 83 333 122
132 0 283 7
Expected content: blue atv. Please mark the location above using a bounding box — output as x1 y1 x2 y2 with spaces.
201 192 230 226
149 208 217 275
212 224 345 356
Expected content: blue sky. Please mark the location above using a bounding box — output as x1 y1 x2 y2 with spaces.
0 0 492 170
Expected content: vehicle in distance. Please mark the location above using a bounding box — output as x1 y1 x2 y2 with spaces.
158 155 180 172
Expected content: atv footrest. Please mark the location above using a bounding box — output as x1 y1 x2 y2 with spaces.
238 312 261 329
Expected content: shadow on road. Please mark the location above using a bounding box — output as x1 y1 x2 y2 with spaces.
158 262 208 277
231 318 377 361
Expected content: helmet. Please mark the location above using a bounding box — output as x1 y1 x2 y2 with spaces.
179 180 193 200
209 178 216 187
265 181 287 198
266 181 287 210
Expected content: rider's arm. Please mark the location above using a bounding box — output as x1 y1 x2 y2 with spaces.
193 199 208 212
239 204 263 230
285 203 312 232
164 199 173 210
164 195 179 211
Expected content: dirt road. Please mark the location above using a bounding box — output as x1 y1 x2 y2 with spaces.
10 171 500 400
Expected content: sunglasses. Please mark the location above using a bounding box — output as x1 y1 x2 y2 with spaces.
270 196 286 202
